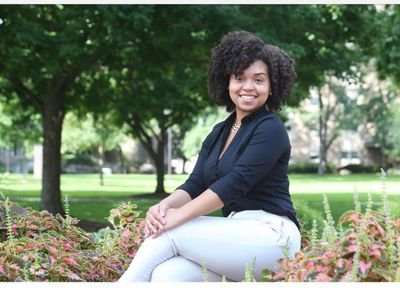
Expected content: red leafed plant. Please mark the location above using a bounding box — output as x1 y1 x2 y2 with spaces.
265 210 399 282
0 199 145 281
263 172 400 282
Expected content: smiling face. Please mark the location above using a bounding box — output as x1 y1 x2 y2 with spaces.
228 59 271 121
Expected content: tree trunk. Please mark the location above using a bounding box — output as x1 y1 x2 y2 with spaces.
154 131 168 196
98 143 104 186
118 145 126 173
318 88 326 176
40 90 65 215
182 156 187 174
318 142 327 176
129 114 169 196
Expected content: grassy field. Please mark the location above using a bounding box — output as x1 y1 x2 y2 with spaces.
1 172 399 226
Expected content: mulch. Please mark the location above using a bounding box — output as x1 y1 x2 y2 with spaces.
76 219 111 233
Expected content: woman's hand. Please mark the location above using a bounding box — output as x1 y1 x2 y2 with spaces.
143 202 169 238
150 208 186 238
146 189 223 238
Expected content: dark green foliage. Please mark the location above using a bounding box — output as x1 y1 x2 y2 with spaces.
371 5 400 85
338 164 380 174
0 4 394 207
63 154 97 167
289 162 335 174
294 200 325 231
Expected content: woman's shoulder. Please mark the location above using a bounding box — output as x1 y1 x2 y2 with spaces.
202 120 225 148
212 120 226 130
255 110 286 130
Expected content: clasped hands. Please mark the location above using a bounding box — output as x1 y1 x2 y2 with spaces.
143 203 185 238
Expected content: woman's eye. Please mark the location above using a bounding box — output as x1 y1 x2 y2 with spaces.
255 78 263 83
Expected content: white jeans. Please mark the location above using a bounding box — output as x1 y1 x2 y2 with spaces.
118 210 301 282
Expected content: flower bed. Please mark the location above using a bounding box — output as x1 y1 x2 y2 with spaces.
263 193 400 282
0 174 399 282
0 200 144 281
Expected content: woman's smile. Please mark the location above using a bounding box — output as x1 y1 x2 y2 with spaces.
229 59 271 121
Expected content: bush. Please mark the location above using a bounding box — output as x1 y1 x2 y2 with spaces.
294 200 325 231
289 162 335 174
263 179 400 282
337 164 380 174
264 209 400 281
1 171 398 282
0 200 145 282
63 154 97 167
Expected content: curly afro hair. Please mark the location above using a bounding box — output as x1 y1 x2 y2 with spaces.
208 31 296 112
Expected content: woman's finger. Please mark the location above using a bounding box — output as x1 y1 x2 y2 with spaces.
150 228 164 239
151 205 167 225
143 225 150 238
157 203 168 222
147 213 164 231
146 216 163 234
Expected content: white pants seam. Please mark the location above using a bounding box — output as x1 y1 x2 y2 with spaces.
165 229 178 256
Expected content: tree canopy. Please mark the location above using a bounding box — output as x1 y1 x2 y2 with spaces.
0 4 397 211
0 5 153 213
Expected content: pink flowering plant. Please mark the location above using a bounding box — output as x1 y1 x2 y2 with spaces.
263 171 400 282
1 171 399 282
0 199 145 281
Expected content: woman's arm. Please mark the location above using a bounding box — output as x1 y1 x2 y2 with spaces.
160 189 192 209
145 123 224 237
144 189 192 237
178 188 223 221
150 188 223 238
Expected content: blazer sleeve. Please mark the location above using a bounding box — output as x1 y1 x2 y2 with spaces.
209 118 290 205
176 122 223 199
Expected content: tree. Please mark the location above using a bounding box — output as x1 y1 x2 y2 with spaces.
315 76 360 175
291 5 382 175
62 112 128 185
182 107 228 161
221 5 381 176
104 6 234 195
0 98 41 148
356 68 397 169
0 93 41 173
0 4 385 205
386 104 400 164
354 5 400 168
0 5 152 214
106 5 381 192
367 5 400 86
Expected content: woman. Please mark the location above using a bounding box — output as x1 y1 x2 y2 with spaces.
119 30 300 282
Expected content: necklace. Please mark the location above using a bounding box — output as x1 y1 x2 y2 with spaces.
231 122 241 133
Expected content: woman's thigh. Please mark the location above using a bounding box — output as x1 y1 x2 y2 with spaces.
165 210 300 281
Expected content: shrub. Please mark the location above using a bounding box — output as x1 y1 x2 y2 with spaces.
293 200 325 249
0 200 145 282
337 164 380 174
263 172 400 282
289 162 335 174
264 209 400 282
294 200 325 231
63 154 97 167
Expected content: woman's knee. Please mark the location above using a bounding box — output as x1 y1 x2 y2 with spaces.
150 256 204 282
151 256 225 282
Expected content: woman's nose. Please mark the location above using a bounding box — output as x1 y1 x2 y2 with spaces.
242 79 254 91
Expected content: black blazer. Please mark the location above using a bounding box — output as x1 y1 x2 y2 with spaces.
178 107 300 230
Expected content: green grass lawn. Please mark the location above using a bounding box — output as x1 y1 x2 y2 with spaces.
1 172 399 226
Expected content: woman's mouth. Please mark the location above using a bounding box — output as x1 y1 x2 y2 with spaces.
239 95 257 103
